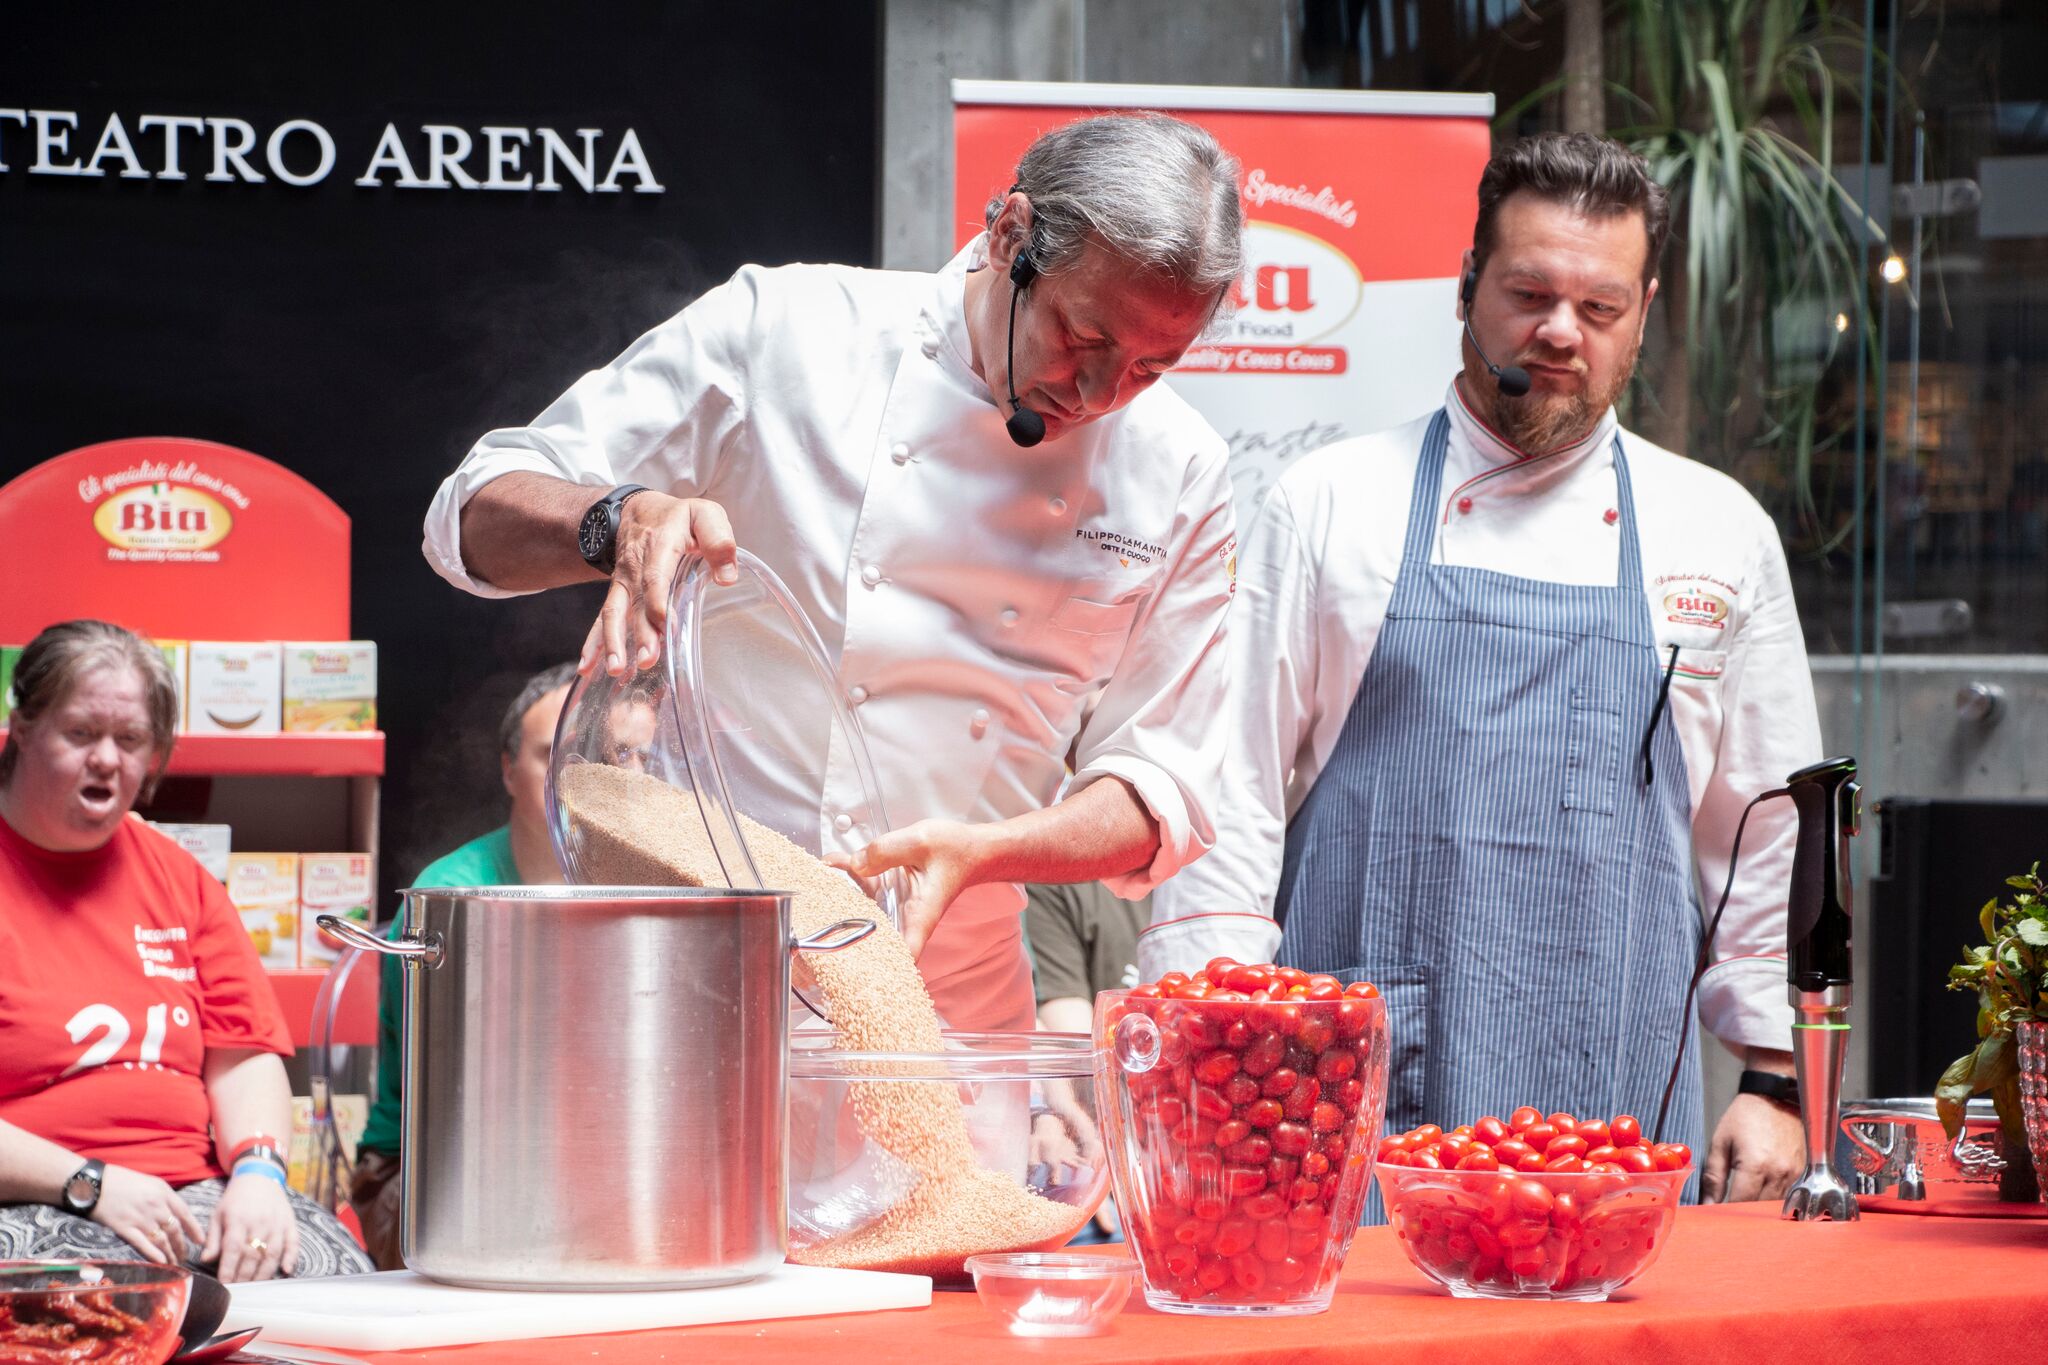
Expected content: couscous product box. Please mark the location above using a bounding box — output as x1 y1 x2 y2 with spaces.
282 642 377 732
147 822 233 881
154 640 189 729
300 853 375 965
228 853 299 967
186 642 283 734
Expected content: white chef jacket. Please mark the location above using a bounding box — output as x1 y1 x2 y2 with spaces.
1143 381 1821 1055
423 238 1238 1026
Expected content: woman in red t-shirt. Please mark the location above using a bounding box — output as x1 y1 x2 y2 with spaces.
0 621 371 1281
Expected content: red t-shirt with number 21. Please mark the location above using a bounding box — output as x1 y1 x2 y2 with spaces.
0 812 294 1185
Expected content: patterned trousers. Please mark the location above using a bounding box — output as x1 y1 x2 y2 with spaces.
0 1177 374 1278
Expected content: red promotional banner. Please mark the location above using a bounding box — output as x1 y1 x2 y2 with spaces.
953 82 1493 512
0 437 352 644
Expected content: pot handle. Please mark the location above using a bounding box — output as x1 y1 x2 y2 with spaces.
316 914 445 968
792 918 878 954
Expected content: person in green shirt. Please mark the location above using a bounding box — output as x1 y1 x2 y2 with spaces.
346 663 574 1269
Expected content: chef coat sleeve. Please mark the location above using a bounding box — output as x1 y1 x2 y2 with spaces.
421 267 763 597
1136 480 1321 980
1061 436 1238 902
1691 514 1822 1054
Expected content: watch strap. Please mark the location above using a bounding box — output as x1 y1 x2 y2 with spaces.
1738 1068 1801 1111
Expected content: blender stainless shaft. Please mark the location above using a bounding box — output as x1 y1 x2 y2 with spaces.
1780 756 1861 1222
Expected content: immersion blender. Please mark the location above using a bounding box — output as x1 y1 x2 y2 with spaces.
1780 755 1862 1222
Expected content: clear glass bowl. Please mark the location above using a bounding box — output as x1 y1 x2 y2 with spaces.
0 1261 191 1365
1376 1162 1685 1301
1093 990 1390 1316
546 548 904 1016
964 1252 1139 1337
786 1029 1108 1285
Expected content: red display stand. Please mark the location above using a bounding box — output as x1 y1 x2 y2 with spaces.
0 437 379 1048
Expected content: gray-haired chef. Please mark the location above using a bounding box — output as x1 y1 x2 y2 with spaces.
423 113 1243 1032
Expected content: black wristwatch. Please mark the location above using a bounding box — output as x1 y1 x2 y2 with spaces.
577 484 650 575
1738 1069 1801 1112
61 1159 105 1216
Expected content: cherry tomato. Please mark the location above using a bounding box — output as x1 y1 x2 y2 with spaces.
1272 1122 1313 1157
1275 966 1309 990
1456 1148 1501 1172
1228 1136 1273 1166
1450 1124 1475 1139
1224 1017 1255 1049
1545 1134 1589 1160
1202 959 1239 983
1261 1066 1300 1099
1379 1148 1412 1167
1315 1048 1358 1083
1513 1149 1548 1172
1472 1116 1509 1146
1584 1145 1620 1166
1194 1257 1228 1292
1169 981 1211 1000
1573 1119 1610 1148
1509 1106 1543 1133
1192 1085 1232 1121
1511 1178 1555 1219
1194 1051 1238 1085
1493 1139 1537 1166
1302 1150 1332 1178
1545 1153 1586 1173
1241 1031 1287 1078
1283 1076 1319 1122
1412 1124 1444 1146
1344 980 1380 999
1159 972 1190 992
1255 1217 1290 1260
1243 1191 1287 1222
1225 1166 1267 1197
1653 1142 1694 1171
1616 1146 1657 1174
1610 1114 1643 1148
1213 1119 1252 1148
1224 1073 1261 1106
1411 1148 1444 1170
1164 1244 1201 1278
1296 1016 1336 1052
1305 977 1343 1002
1546 1112 1578 1133
1129 983 1164 999
1225 965 1274 995
1439 1134 1476 1165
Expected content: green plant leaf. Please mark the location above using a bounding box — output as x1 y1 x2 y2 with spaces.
2020 920 2048 948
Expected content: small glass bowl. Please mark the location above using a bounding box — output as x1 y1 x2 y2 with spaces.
0 1261 191 1365
964 1253 1140 1337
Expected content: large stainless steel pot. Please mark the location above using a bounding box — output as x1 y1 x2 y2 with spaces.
320 887 872 1290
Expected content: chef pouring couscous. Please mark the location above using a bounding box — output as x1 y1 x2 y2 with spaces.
423 113 1243 1032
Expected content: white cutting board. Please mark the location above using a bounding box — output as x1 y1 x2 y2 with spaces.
222 1263 931 1350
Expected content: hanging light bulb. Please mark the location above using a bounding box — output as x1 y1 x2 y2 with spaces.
1881 254 1908 284
1834 312 1851 333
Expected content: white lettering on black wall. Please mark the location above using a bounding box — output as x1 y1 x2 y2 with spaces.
0 109 666 194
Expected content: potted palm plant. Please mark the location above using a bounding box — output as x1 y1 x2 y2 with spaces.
1937 864 2048 1204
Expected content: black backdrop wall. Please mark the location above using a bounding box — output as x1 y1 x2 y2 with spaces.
2 4 881 893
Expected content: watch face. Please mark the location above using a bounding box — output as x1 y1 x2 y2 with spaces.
578 505 609 565
64 1170 97 1210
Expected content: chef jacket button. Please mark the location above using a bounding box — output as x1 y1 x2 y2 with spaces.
1457 496 1474 515
861 563 883 588
970 708 991 738
890 443 912 465
1604 507 1619 525
999 608 1020 627
1048 497 1067 516
833 813 854 834
847 685 869 705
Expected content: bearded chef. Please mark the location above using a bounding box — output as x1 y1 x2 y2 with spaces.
423 112 1242 1032
1144 133 1820 1203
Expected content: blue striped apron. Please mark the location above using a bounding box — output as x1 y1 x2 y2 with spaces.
1275 408 1702 1209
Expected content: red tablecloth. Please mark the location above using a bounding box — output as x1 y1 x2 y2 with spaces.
346 1204 2045 1365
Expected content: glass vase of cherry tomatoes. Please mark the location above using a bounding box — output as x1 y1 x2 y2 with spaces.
1374 1107 1692 1301
1093 961 1388 1316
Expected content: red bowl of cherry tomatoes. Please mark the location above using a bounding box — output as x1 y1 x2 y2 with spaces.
1094 961 1389 1316
1375 1108 1691 1302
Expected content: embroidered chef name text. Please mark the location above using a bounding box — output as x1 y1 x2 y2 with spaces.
1077 529 1164 567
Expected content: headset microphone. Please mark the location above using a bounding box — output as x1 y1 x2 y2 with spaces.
1003 244 1047 447
1461 271 1531 399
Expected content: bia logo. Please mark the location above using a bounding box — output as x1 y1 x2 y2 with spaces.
1224 222 1364 343
93 483 234 552
1663 588 1730 629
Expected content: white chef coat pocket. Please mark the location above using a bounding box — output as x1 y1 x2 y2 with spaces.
1669 645 1729 689
1562 686 1626 815
1050 593 1142 638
